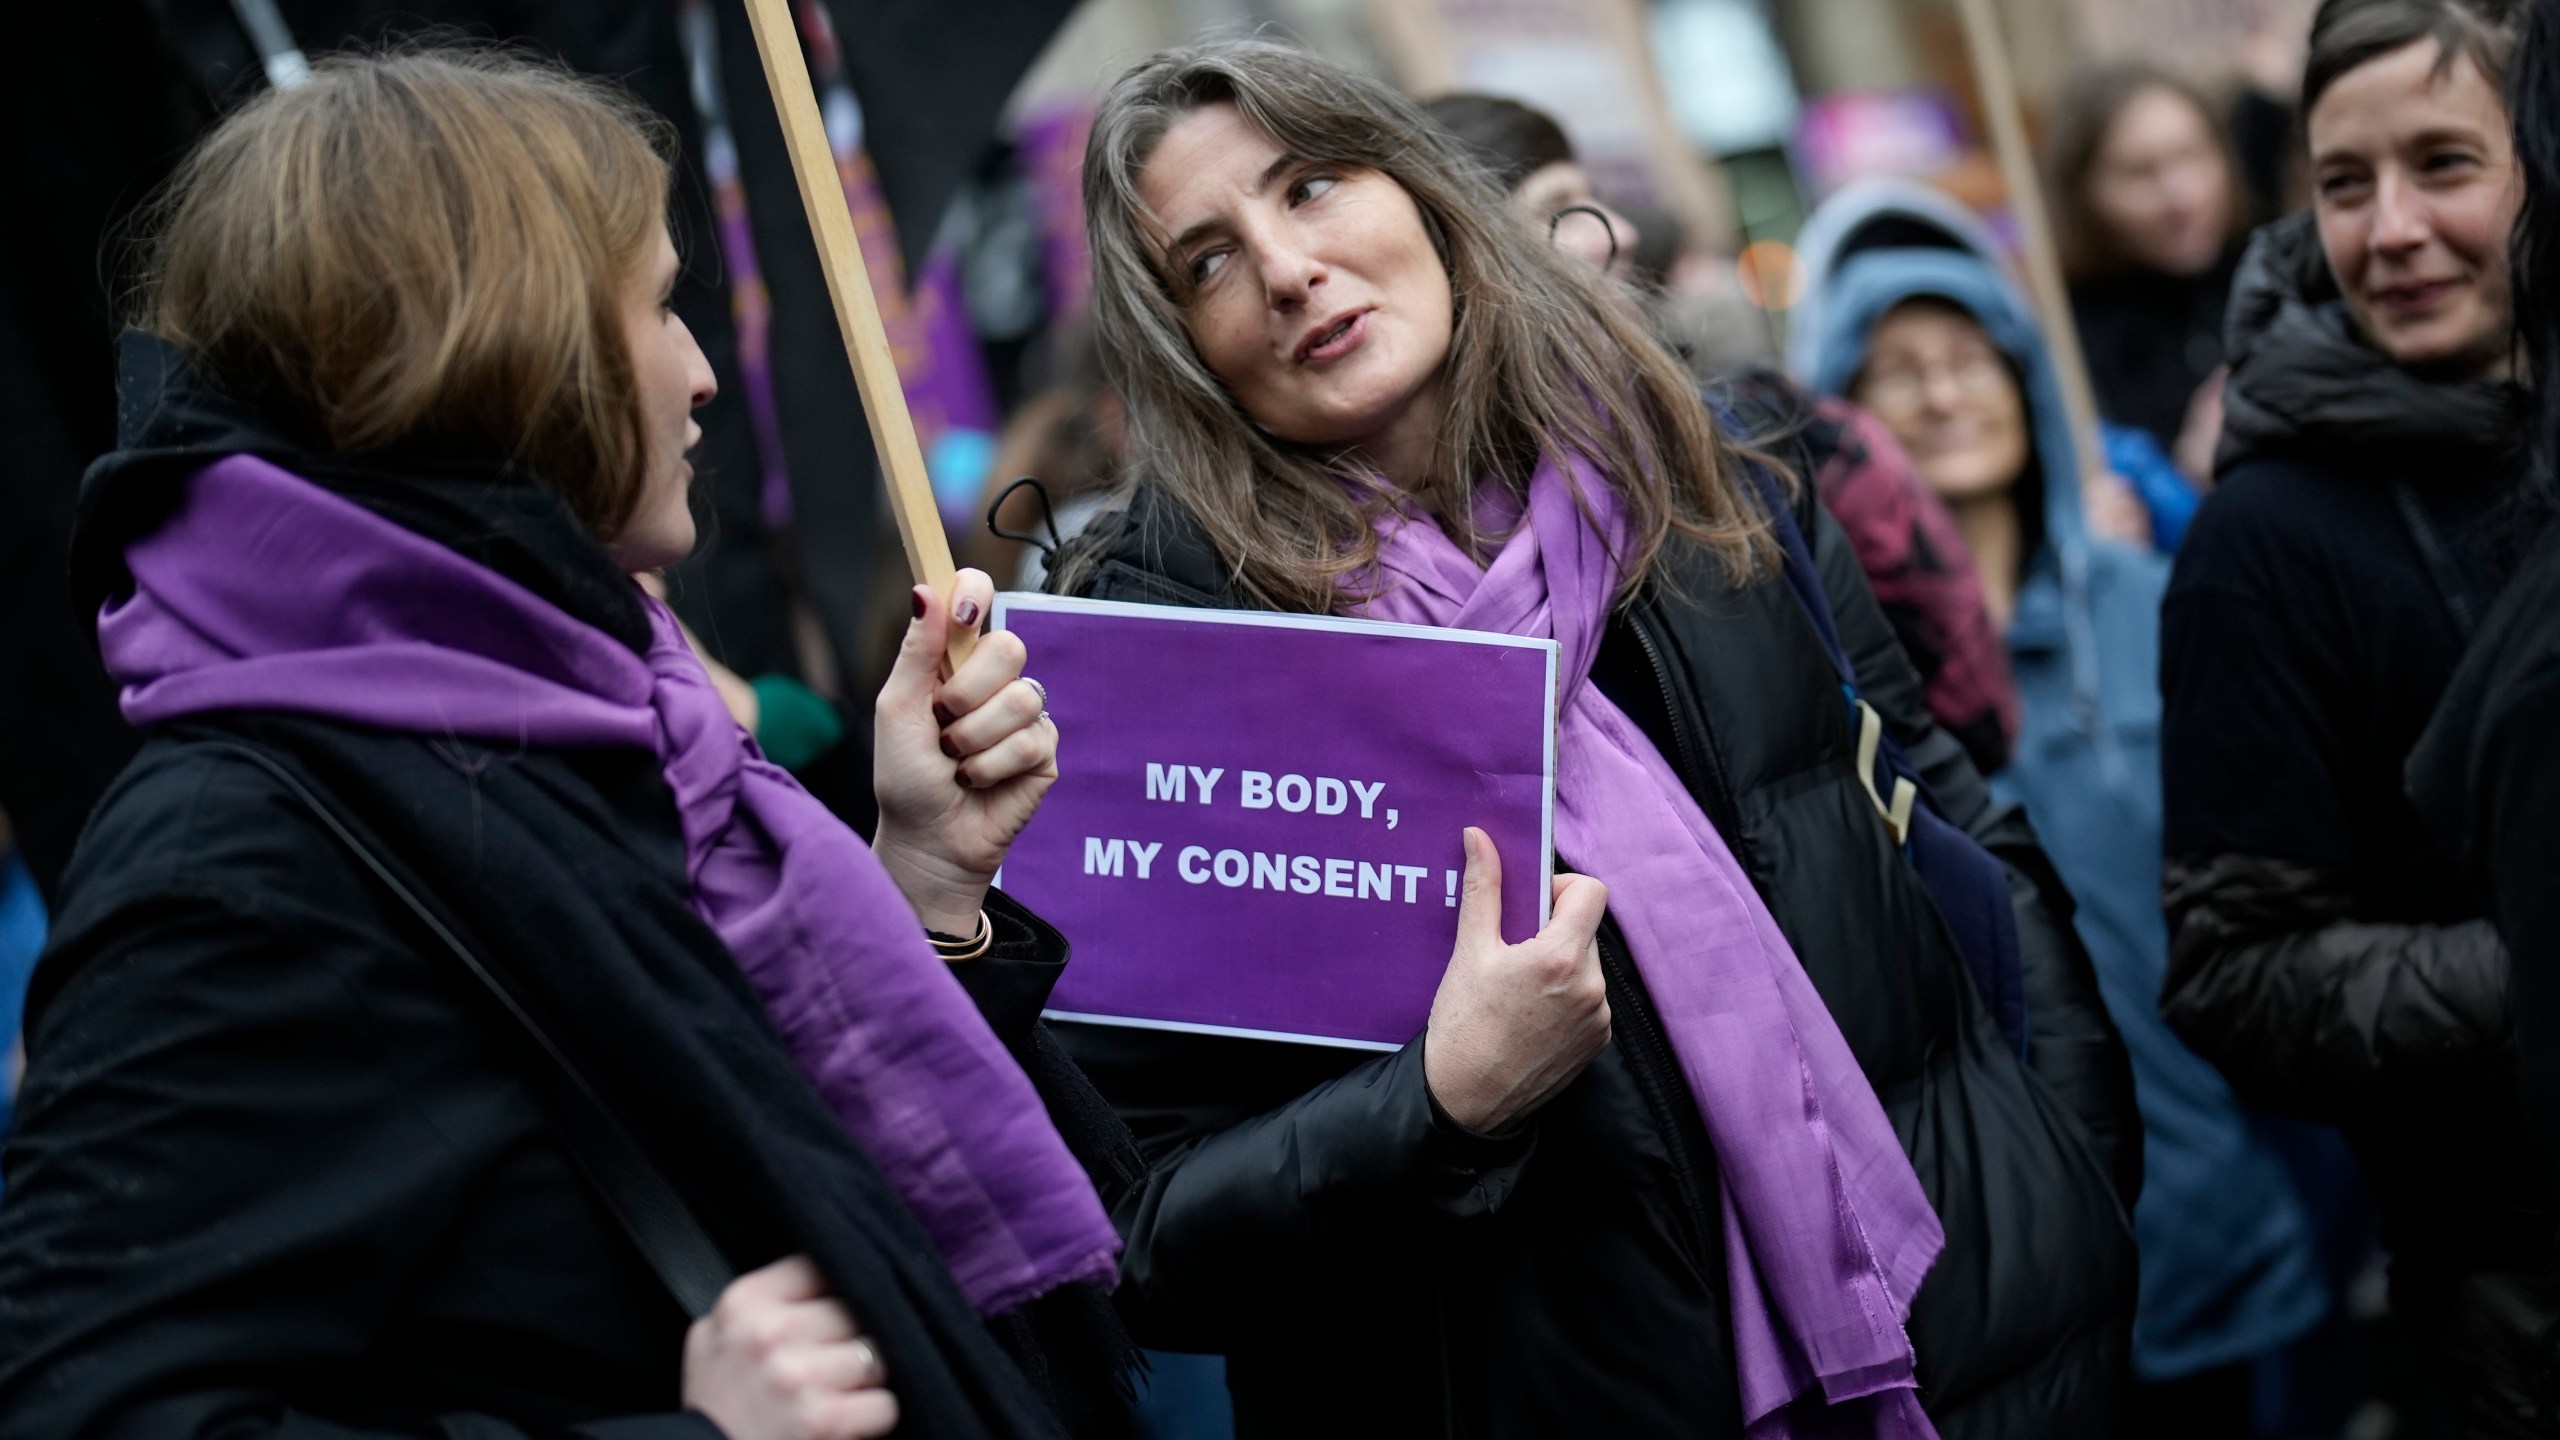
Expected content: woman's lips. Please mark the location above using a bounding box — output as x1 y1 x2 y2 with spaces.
1298 310 1369 365
2372 278 2462 315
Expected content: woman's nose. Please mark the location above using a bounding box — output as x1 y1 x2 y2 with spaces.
679 314 719 409
2370 172 2430 253
1257 234 1326 307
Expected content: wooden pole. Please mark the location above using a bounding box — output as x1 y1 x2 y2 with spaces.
736 0 974 662
1951 0 2105 479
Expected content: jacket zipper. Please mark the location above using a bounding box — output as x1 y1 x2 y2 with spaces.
1611 604 1738 1258
1625 604 1746 844
1597 925 1721 1261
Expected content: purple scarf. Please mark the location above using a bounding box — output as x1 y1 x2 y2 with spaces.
1352 454 1944 1437
97 454 1120 1316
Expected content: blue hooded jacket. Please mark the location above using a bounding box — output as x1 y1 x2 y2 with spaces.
1792 179 2326 1380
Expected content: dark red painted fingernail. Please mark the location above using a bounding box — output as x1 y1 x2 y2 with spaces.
956 772 976 790
953 596 981 628
932 703 956 727
939 736 961 760
910 588 928 620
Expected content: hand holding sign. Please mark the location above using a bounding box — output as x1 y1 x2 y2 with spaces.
996 594 1559 1050
1423 829 1612 1135
873 569 1059 937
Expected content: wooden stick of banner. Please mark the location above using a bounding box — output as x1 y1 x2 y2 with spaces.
735 0 975 665
1950 0 2107 480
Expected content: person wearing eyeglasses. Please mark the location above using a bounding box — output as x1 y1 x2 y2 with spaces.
1417 93 1640 281
1796 179 2330 1433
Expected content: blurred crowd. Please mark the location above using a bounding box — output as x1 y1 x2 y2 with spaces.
0 0 2555 1437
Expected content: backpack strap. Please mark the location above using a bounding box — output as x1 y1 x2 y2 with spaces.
1853 698 1919 847
205 740 737 1319
1737 465 2033 1062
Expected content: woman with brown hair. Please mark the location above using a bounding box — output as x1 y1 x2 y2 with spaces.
2047 63 2255 475
0 49 1130 1440
1050 37 2140 1440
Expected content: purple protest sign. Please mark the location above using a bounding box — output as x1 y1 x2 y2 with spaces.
993 594 1558 1051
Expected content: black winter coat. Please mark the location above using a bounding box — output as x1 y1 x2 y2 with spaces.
0 713 1115 1438
1051 476 2140 1440
2069 248 2239 451
2161 214 2553 1426
2410 520 2560 1196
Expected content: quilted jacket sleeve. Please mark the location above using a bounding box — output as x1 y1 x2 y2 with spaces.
2159 853 2508 1120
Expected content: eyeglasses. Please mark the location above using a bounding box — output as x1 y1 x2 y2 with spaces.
1855 351 2011 418
1547 204 1621 270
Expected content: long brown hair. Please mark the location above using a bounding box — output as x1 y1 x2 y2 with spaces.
134 47 675 538
1066 38 1774 612
2045 63 2250 280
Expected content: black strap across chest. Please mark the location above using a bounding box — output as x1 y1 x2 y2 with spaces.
2393 478 2481 645
204 739 737 1319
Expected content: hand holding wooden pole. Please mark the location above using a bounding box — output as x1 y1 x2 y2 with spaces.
1951 0 2107 481
736 0 975 665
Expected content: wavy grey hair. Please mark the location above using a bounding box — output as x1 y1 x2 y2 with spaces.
1061 37 1774 612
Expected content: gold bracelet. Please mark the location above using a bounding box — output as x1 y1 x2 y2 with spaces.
927 909 993 963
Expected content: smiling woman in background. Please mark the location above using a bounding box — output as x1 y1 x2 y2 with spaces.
2154 0 2549 1428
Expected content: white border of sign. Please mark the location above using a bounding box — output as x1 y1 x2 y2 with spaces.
992 591 1561 1051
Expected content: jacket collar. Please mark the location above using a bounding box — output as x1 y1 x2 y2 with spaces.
76 330 651 653
2217 213 2523 479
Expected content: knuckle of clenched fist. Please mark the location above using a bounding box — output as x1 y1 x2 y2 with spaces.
747 1309 795 1358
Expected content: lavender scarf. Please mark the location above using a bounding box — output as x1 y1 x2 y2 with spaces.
97 454 1120 1316
1353 454 1945 1437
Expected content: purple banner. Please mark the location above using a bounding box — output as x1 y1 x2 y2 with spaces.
993 596 1557 1050
1015 103 1095 323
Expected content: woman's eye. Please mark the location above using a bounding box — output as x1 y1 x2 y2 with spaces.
1188 249 1229 285
1291 173 1338 205
2424 151 2479 175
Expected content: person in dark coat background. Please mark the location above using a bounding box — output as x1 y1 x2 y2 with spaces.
2156 0 2549 1428
0 1 202 903
2409 0 2560 1204
1052 39 2139 1440
0 51 1135 1438
2046 63 2256 481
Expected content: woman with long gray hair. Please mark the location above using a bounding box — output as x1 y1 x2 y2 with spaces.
1050 38 2139 1439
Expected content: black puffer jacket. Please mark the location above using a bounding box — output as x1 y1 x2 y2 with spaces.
2411 522 2560 1195
2161 214 2552 1426
1052 473 2139 1439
